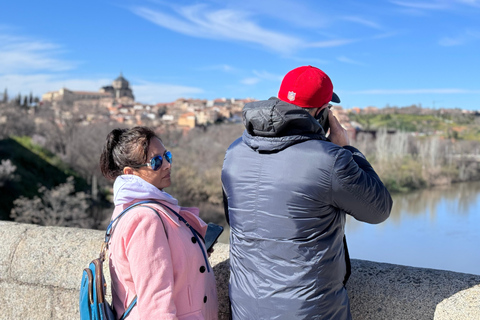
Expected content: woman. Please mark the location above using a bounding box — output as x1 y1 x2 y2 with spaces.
99 126 218 319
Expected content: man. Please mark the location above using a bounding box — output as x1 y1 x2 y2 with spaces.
221 66 393 319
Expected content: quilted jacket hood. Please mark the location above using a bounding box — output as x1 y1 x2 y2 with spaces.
242 97 327 152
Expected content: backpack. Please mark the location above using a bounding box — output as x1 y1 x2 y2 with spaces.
79 201 163 320
79 200 210 319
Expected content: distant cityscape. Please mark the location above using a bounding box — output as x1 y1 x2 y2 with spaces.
4 73 478 139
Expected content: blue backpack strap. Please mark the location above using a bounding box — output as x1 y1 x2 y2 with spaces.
104 201 167 319
105 200 162 243
119 296 137 320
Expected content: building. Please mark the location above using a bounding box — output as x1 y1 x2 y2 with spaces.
100 73 134 101
42 73 134 105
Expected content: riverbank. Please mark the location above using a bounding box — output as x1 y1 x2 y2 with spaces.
353 130 480 193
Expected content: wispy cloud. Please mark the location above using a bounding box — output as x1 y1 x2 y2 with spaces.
131 5 303 54
439 36 466 46
198 64 237 73
0 33 77 73
0 74 111 96
352 88 480 94
439 28 480 46
390 0 480 10
132 81 204 103
130 4 358 54
337 56 366 66
0 73 203 103
389 1 448 10
455 0 480 7
252 70 283 82
307 39 358 48
341 16 383 29
239 70 283 86
241 77 260 85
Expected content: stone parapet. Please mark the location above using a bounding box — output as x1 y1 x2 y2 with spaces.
0 221 478 319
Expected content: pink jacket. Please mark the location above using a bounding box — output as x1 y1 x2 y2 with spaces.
108 175 218 319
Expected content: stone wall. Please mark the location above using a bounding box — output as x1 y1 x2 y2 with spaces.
0 221 478 319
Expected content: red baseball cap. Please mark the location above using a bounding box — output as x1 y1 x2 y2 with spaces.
278 66 340 108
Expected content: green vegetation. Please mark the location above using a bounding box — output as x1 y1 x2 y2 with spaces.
349 112 480 141
0 137 88 220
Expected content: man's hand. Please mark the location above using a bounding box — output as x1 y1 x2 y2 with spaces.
327 109 350 147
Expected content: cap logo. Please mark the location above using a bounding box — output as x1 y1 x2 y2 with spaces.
287 91 296 101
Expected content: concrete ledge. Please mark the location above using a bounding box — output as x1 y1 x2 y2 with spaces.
0 221 478 320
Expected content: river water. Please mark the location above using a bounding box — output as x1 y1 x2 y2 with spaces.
346 180 480 275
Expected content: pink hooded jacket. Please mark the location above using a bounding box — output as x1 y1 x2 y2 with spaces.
109 175 218 319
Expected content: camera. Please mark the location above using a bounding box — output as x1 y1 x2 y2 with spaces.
314 105 332 133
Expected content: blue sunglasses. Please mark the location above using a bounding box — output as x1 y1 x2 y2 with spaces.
136 151 172 171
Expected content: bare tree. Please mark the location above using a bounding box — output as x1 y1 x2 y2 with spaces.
10 176 94 228
0 159 16 187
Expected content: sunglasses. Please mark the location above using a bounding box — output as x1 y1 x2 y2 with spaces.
135 151 172 171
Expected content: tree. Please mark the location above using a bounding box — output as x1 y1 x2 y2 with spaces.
2 88 7 103
14 93 21 106
22 95 28 108
10 176 94 228
0 159 16 187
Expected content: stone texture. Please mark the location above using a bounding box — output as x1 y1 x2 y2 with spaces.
0 281 53 319
11 224 104 289
209 243 230 320
1 221 479 320
347 260 480 320
52 288 80 319
434 284 480 320
0 222 28 280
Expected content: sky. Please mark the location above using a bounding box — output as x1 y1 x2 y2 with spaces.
1 0 480 110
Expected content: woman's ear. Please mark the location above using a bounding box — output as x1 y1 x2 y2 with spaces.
123 167 134 175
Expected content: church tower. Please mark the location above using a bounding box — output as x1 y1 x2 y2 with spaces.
112 73 134 100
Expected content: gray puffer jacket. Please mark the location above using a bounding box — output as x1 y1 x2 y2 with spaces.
221 98 392 320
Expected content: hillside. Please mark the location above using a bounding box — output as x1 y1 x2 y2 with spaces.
349 112 480 140
0 137 88 220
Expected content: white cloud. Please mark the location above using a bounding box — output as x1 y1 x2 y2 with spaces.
389 1 448 10
252 70 283 82
439 28 480 46
198 64 236 72
341 16 382 29
390 0 480 10
131 5 303 54
219 0 329 29
130 4 357 54
241 78 260 85
132 81 204 103
337 56 366 66
0 34 77 73
307 39 358 48
455 0 480 7
0 73 111 97
439 36 466 46
352 88 480 94
0 73 204 104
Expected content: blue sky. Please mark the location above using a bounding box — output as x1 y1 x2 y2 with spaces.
1 0 480 110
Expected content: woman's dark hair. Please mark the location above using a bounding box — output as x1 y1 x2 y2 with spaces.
100 126 159 180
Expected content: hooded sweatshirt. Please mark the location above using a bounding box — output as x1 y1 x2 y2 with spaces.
109 175 218 320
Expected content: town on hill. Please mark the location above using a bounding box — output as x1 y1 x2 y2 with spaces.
1 74 480 230
3 73 480 141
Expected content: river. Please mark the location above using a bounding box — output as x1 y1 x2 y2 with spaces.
346 180 480 275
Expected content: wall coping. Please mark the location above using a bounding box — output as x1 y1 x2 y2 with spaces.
0 221 478 319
